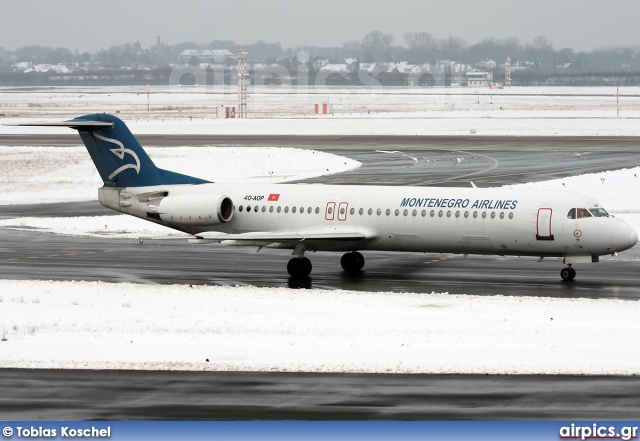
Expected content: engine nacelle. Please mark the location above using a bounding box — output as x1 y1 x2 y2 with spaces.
158 194 233 226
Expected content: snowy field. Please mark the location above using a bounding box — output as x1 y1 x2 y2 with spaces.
0 146 360 205
1 85 640 136
1 86 639 374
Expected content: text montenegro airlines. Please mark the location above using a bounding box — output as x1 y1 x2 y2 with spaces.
9 426 111 438
401 197 518 210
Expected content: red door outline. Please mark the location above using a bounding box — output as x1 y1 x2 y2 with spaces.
338 202 348 221
536 207 555 240
325 202 336 220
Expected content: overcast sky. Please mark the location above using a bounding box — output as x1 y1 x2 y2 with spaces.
1 0 639 53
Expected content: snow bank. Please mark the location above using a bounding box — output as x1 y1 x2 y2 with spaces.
1 280 639 374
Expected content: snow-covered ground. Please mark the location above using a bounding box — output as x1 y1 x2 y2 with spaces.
2 279 639 375
1 86 639 374
0 146 360 205
1 85 640 136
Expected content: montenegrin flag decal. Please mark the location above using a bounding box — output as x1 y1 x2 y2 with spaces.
268 193 280 201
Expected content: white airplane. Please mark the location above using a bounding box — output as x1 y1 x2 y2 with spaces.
16 114 638 280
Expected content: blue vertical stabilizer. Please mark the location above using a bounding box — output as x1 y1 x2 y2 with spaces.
68 114 210 187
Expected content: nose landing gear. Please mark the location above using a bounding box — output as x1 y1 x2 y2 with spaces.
560 265 576 281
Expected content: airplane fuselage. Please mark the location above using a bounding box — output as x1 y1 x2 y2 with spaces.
99 183 638 259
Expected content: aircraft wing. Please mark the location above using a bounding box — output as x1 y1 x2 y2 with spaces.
139 230 372 245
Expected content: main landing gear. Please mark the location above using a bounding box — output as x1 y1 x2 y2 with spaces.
340 251 365 273
286 251 366 278
560 265 576 281
287 256 312 278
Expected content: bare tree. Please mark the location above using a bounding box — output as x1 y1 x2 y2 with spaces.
438 36 468 60
361 30 394 62
403 32 435 63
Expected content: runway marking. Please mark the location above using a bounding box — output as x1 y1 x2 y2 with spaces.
414 149 500 186
48 254 59 257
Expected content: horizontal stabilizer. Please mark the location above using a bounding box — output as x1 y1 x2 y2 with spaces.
7 121 114 131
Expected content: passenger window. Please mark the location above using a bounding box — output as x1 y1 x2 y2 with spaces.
499 212 504 219
277 206 282 213
446 210 451 218
292 206 297 213
509 212 514 219
285 206 289 213
395 209 400 216
491 212 496 219
464 211 469 218
482 211 487 219
368 208 373 215
315 207 320 214
262 206 266 213
455 211 460 218
307 207 312 214
386 209 391 216
269 206 274 213
438 210 443 217
473 211 478 218
247 206 252 212
403 209 408 216
421 210 426 217
350 208 355 215
430 210 435 217
300 206 304 213
239 205 244 212
359 208 364 215
412 210 417 217
377 209 382 216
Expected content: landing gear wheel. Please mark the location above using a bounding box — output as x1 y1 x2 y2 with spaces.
560 267 576 281
287 257 312 278
341 252 365 273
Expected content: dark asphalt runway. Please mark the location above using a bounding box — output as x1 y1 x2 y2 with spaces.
1 230 639 298
2 369 639 420
2 134 640 419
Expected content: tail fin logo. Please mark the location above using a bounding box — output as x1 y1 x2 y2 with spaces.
94 133 141 180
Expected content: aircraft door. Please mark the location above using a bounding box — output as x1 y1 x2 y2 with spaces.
338 202 348 221
536 208 554 240
325 202 336 221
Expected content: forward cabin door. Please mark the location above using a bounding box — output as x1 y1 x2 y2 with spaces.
536 208 554 240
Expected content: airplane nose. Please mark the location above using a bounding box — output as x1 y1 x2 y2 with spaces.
630 227 639 247
615 223 638 251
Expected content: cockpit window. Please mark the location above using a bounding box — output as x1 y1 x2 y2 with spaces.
589 208 609 217
567 209 576 219
576 208 592 218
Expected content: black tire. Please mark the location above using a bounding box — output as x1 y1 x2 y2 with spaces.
287 258 306 278
341 252 364 273
353 252 365 270
340 253 354 272
560 267 576 281
302 257 312 276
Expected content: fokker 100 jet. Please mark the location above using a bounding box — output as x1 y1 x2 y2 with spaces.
15 114 638 280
